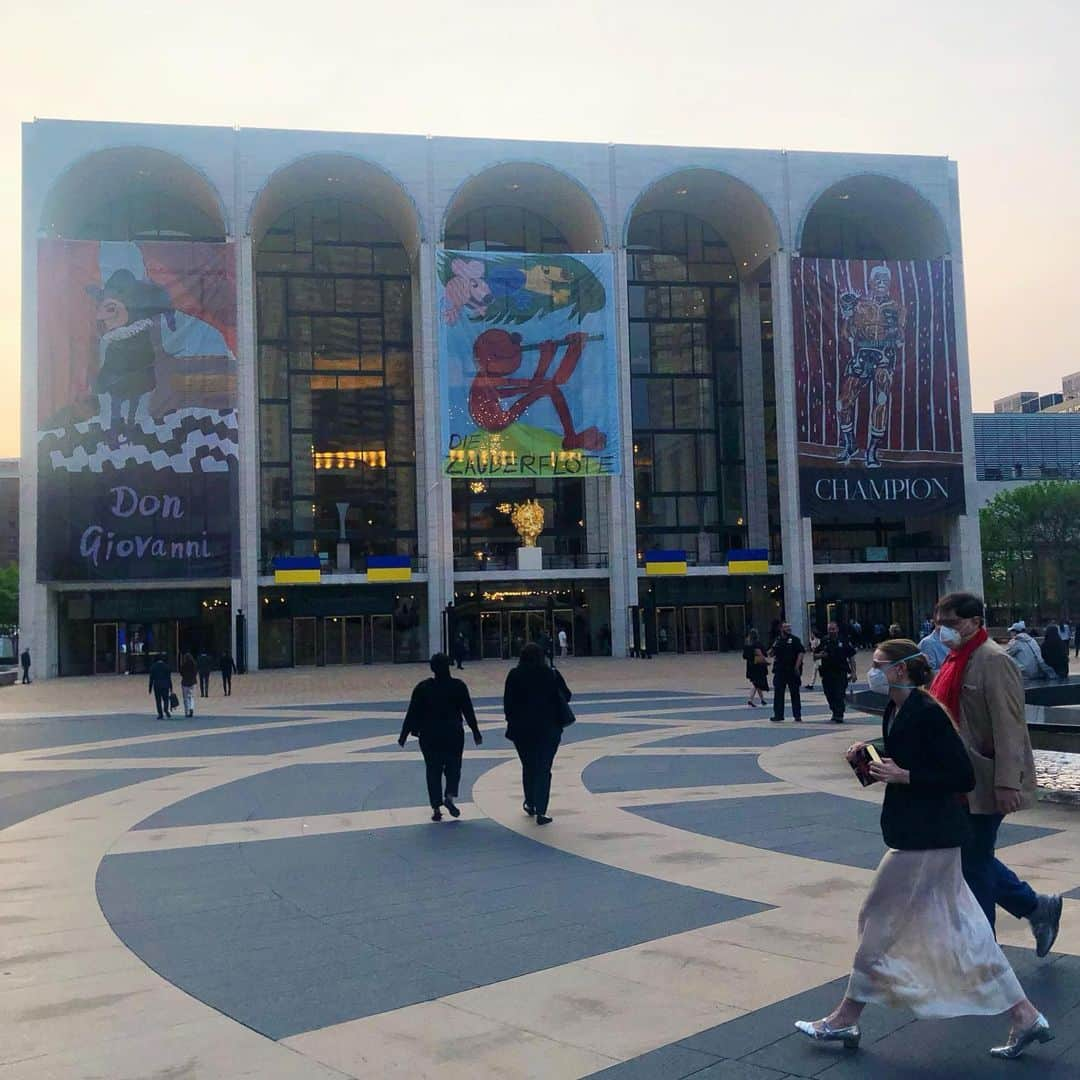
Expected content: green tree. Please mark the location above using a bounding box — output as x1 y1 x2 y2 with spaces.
0 563 17 628
980 482 1080 621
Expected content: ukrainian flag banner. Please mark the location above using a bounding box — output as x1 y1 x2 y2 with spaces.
273 555 321 584
367 554 412 582
644 549 687 576
727 548 769 574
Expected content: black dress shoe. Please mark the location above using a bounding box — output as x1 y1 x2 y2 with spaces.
1030 894 1063 958
536 815 552 825
523 801 536 815
431 808 442 822
443 797 461 818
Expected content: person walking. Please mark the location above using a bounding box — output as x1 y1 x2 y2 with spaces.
815 621 857 723
19 648 30 685
558 627 569 658
179 652 198 718
917 623 949 673
1074 622 1080 659
1040 624 1069 679
219 651 235 696
931 593 1063 956
196 649 213 697
795 640 1052 1061
148 654 173 720
769 622 804 723
398 653 482 821
504 642 571 824
742 628 769 707
452 631 467 670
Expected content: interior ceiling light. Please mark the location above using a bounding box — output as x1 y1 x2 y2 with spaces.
674 187 689 196
508 182 521 191
837 193 851 200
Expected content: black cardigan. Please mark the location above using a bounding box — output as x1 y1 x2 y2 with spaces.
401 676 480 744
503 663 571 743
879 688 975 851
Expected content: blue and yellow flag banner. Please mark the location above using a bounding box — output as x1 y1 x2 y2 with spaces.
367 554 411 582
273 555 321 584
437 250 620 478
727 548 769 574
645 549 687 576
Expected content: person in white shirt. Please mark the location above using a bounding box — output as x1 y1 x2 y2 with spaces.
557 628 569 657
917 626 949 672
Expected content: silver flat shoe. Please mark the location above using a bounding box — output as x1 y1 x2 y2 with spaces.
990 1013 1053 1059
794 1019 861 1049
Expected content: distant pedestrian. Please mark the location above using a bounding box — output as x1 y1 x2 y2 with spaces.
558 627 569 657
504 642 571 824
196 650 213 697
19 648 30 684
917 625 949 672
1040 624 1069 679
399 653 482 821
148 654 173 719
1060 621 1071 650
743 629 769 707
219 651 235 695
796 639 1052 1061
1005 622 1046 679
769 622 805 723
815 621 857 723
850 619 863 649
1074 623 1080 658
179 652 197 717
888 622 903 639
452 631 467 670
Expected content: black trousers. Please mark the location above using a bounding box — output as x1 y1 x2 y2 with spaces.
199 673 210 697
153 687 171 717
514 732 561 816
821 671 848 720
21 668 30 684
221 673 232 695
772 670 801 721
420 733 464 809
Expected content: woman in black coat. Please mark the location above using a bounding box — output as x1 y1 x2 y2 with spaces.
795 639 1051 1061
399 653 482 821
1040 625 1069 679
503 642 571 825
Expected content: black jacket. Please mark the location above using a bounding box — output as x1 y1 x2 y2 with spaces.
196 653 213 676
879 688 975 851
503 663 571 743
220 654 236 676
770 635 804 675
1041 632 1069 678
148 659 172 692
401 675 480 744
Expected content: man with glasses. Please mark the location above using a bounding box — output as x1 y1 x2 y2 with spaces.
931 592 1062 957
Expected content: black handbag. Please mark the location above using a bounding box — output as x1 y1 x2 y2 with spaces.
168 691 180 710
558 695 576 728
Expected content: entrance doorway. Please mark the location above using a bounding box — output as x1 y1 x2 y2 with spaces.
656 607 678 653
370 615 394 663
94 623 118 675
682 606 720 652
294 617 318 666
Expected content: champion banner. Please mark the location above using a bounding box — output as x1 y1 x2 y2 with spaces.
438 250 620 477
792 258 965 522
36 240 239 581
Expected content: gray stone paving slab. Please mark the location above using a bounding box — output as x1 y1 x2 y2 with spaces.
51 717 404 760
1065 885 1080 900
583 754 775 794
646 727 844 749
0 714 274 754
98 819 769 1039
349 721 664 752
0 768 183 831
595 947 1079 1079
133 758 502 829
278 690 718 712
628 793 1061 870
570 697 753 717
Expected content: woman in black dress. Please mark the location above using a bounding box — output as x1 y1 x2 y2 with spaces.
742 628 769 707
1040 625 1069 679
503 642 571 825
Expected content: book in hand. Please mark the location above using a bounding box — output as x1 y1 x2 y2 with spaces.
849 742 882 787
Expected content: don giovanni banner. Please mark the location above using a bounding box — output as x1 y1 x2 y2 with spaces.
437 250 620 476
36 240 238 581
792 258 965 521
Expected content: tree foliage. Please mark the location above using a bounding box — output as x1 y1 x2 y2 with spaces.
980 481 1080 620
0 563 17 628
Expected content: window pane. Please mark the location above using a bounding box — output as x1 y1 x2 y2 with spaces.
290 375 312 430
289 277 335 312
383 280 411 340
312 317 358 364
654 434 696 492
359 318 384 372
261 468 290 528
292 435 314 496
629 322 650 373
257 278 285 338
259 345 288 399
647 380 673 429
719 406 744 460
335 278 381 314
385 347 412 392
260 403 288 463
669 286 708 319
652 323 693 373
672 378 712 429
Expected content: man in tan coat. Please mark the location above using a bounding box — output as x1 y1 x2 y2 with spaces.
931 592 1062 957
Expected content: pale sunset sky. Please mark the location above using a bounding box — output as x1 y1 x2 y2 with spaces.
1 1 1077 459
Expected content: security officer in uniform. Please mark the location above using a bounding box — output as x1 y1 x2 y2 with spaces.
814 621 857 723
769 622 805 723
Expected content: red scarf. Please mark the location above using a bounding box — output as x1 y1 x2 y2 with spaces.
930 627 988 724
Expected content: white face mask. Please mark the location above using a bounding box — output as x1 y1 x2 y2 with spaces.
938 625 963 648
867 667 891 694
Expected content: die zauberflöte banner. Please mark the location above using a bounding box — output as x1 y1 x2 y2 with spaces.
36 240 239 581
437 250 621 477
792 258 966 522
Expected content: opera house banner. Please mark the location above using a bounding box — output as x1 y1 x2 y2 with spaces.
437 250 621 477
36 240 239 581
792 258 965 521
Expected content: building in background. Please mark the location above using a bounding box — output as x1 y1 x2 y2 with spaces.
973 412 1080 506
0 459 18 568
993 371 1080 415
994 391 1040 414
20 120 983 675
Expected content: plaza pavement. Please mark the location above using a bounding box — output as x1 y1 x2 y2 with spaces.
1 655 1078 1079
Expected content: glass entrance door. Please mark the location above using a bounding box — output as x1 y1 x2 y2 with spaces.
294 617 318 666
481 612 503 659
94 623 118 675
656 607 678 653
723 604 746 650
682 606 720 653
344 617 366 664
324 617 345 665
370 615 394 663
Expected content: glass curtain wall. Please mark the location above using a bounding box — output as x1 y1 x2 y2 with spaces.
628 211 746 564
255 198 417 570
443 207 589 569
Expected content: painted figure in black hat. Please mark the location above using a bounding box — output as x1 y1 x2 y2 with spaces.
87 269 174 440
